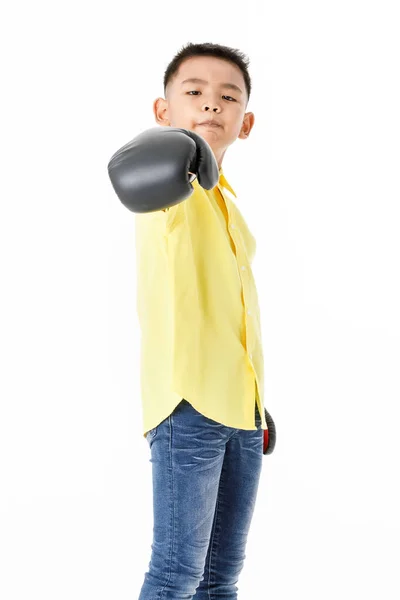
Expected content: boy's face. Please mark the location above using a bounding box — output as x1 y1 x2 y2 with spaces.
153 55 255 169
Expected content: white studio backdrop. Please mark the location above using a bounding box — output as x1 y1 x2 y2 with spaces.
0 1 399 599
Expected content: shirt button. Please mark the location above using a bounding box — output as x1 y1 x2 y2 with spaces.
241 265 246 270
247 309 252 315
231 224 235 229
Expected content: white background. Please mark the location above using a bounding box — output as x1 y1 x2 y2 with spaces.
1 1 399 598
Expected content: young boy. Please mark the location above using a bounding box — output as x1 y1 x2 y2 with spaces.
108 42 274 599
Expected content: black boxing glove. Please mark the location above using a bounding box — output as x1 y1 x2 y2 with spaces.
107 126 219 213
263 408 277 455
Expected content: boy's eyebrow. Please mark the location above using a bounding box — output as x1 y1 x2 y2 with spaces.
180 77 243 95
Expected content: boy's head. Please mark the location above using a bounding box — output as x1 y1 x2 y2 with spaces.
153 42 255 169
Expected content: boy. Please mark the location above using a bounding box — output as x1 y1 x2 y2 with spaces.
108 42 275 599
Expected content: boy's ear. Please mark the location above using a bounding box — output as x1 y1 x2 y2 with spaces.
153 97 170 126
238 112 255 139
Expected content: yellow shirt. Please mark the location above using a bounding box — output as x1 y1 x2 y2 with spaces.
134 167 267 438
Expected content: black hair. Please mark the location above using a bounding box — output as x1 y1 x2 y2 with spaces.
163 42 251 106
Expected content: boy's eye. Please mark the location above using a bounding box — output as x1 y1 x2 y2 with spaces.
187 91 236 102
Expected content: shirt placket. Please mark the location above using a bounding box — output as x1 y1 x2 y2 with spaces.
218 186 255 369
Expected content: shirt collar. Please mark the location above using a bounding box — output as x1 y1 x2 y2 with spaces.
218 167 237 198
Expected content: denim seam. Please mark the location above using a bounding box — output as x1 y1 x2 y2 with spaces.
206 461 226 600
158 416 175 600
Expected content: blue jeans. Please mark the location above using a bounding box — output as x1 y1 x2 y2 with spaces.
138 398 263 599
